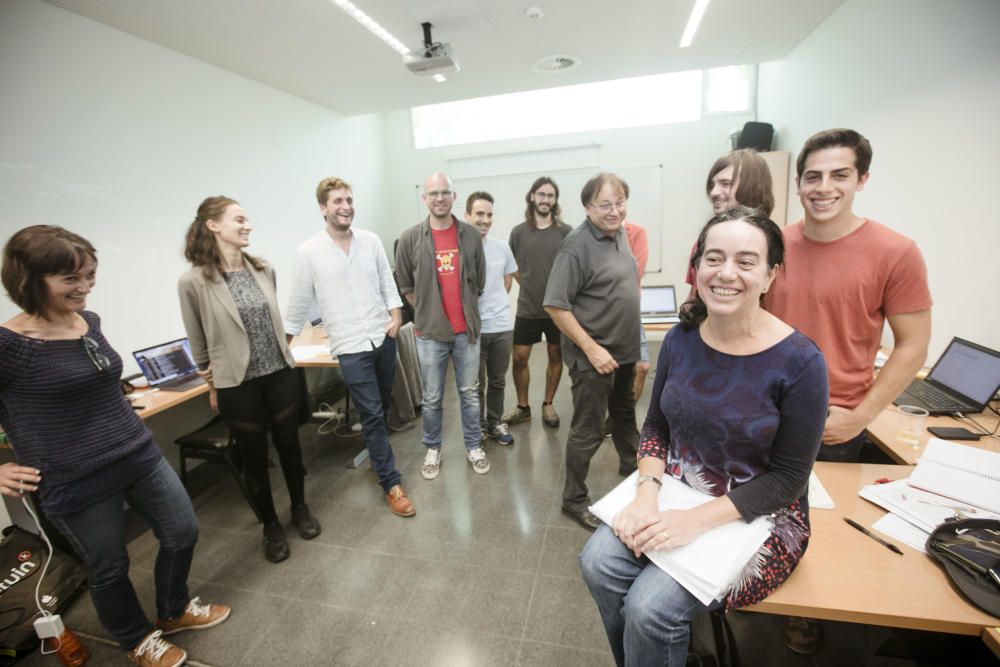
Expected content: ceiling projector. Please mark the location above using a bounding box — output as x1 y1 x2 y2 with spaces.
403 22 459 77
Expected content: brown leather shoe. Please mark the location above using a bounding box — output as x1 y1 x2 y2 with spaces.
386 484 416 517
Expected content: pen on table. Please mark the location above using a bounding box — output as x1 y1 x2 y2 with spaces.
843 517 903 555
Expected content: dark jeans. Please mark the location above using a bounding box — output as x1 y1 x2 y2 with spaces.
217 366 306 524
50 457 199 650
338 336 402 492
816 430 868 462
479 330 513 432
564 363 638 511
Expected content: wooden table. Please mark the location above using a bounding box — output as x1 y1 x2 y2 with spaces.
745 462 1000 636
865 404 999 465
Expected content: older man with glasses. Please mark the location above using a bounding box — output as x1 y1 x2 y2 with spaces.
395 172 488 480
543 173 641 531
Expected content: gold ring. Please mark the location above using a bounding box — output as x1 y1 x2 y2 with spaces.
660 530 669 540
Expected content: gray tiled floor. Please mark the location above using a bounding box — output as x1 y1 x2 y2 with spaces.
26 344 976 665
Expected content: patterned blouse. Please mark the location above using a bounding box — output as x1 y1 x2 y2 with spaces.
638 325 828 610
223 270 288 381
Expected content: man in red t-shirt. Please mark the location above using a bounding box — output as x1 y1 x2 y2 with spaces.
395 173 488 482
766 129 932 654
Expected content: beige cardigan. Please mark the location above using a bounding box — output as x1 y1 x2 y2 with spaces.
177 261 296 389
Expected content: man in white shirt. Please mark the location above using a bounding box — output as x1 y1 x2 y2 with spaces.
285 177 414 518
466 191 517 446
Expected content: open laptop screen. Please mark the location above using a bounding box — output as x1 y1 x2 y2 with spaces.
926 338 1000 405
133 339 198 386
640 286 677 315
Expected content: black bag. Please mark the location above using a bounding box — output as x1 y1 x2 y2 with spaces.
926 518 1000 617
0 526 87 659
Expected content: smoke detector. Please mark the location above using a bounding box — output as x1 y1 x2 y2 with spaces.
531 55 581 74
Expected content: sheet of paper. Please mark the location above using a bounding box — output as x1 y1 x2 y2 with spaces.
808 471 835 510
291 345 329 361
589 472 771 605
872 514 928 554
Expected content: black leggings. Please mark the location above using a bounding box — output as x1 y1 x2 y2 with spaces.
216 367 305 524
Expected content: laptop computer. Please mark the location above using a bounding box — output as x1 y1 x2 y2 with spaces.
640 285 680 324
132 338 206 392
893 337 1000 415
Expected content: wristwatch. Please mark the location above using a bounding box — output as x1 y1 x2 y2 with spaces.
636 474 662 489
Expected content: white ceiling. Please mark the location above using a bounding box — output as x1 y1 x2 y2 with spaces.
43 0 844 115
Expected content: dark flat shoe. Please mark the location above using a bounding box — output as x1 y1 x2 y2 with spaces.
561 507 601 532
291 504 322 540
263 522 290 563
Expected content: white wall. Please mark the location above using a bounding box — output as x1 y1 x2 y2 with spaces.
0 0 388 371
378 109 755 289
758 0 1000 359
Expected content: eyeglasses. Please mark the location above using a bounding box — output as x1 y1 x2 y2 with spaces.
589 200 627 214
425 190 454 200
533 192 557 200
81 335 111 372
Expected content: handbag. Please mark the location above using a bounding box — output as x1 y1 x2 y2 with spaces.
926 518 1000 617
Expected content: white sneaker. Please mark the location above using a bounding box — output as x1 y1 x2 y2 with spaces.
421 448 442 480
466 447 491 474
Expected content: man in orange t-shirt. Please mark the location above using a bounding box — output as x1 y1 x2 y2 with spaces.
767 129 932 463
767 128 932 657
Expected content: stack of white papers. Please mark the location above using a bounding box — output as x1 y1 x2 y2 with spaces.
291 345 330 362
807 471 835 510
589 472 772 605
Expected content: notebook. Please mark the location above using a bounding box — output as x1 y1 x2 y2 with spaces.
132 338 205 392
893 337 1000 415
640 285 680 324
907 438 1000 514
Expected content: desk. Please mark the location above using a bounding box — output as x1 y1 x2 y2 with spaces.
745 462 1000 635
984 626 1000 659
866 404 999 465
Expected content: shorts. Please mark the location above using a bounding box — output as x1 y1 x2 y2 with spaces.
513 316 561 346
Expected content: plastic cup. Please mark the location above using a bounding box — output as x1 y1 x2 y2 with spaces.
897 405 929 448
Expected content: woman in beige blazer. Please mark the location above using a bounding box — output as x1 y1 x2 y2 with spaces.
179 196 320 564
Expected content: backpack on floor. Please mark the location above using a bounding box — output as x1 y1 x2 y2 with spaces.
0 526 87 663
926 518 1000 617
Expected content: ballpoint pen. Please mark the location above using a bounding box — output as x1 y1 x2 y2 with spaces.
844 517 904 555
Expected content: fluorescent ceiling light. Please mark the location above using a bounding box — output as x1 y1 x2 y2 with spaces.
330 0 410 56
432 74 447 83
679 0 711 48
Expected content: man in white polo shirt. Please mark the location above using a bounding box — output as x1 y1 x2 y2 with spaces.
284 176 414 518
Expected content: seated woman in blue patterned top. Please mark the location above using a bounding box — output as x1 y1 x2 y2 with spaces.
580 207 828 667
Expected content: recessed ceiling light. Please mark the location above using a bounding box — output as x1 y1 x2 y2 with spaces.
432 74 447 83
330 0 410 56
679 0 711 48
532 55 581 74
525 6 544 21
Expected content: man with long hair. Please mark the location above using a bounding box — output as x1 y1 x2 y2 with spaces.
504 177 572 428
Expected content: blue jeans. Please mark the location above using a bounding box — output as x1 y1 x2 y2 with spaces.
580 525 722 667
50 457 199 650
415 332 481 451
338 336 402 492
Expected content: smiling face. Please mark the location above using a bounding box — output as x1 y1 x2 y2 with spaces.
796 146 869 225
586 182 628 236
465 198 494 237
696 219 776 319
422 173 455 220
530 183 557 216
321 187 355 233
708 165 739 214
207 204 252 249
43 256 97 317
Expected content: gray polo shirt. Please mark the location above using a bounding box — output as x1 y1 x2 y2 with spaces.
543 219 641 371
509 220 572 319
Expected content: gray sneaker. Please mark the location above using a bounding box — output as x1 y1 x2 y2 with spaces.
466 447 491 474
421 447 442 480
542 403 560 428
501 405 531 425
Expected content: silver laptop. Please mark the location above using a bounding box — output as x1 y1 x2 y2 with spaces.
893 337 1000 416
640 285 680 324
132 338 205 392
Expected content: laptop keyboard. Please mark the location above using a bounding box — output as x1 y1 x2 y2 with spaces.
905 380 967 411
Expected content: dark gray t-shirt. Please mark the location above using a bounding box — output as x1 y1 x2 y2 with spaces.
542 220 641 371
508 220 572 319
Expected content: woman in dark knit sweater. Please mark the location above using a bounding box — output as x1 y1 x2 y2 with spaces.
0 226 230 667
580 208 828 667
178 196 319 564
